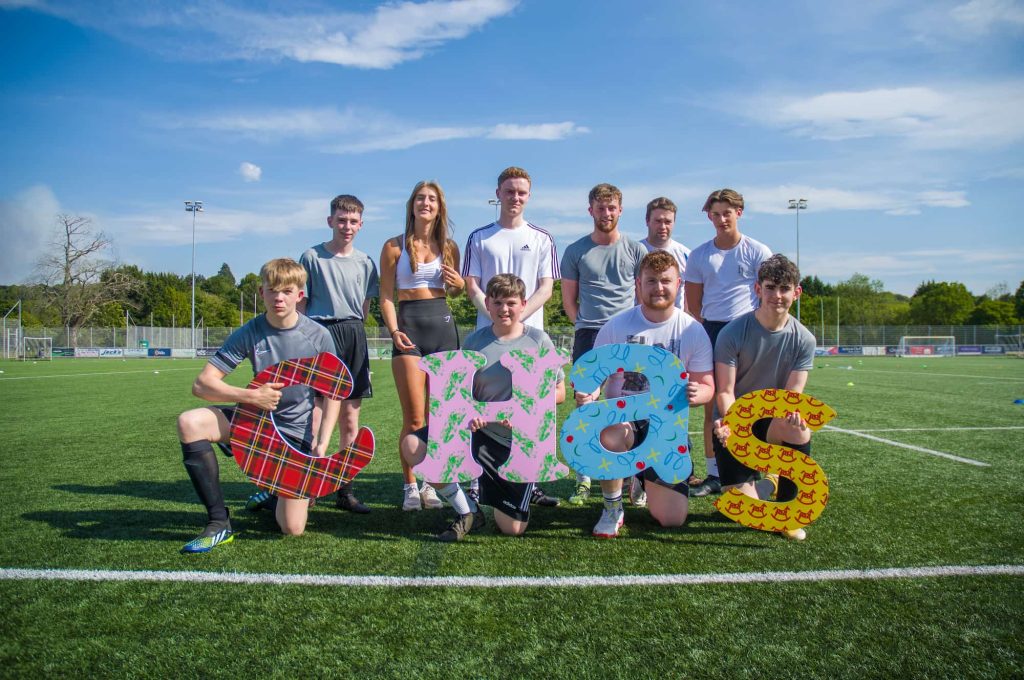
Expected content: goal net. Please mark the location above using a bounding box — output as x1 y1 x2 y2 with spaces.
896 336 955 357
23 337 53 361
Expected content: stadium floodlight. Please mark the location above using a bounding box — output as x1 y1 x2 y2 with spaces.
488 198 500 221
788 198 807 320
185 200 204 352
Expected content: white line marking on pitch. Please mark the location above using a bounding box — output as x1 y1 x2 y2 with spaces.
0 368 194 381
841 368 1024 382
0 565 1020 588
820 426 1024 433
824 425 990 467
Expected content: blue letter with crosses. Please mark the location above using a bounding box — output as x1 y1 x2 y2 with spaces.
560 344 692 483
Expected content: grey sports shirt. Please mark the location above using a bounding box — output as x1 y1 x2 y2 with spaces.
712 311 815 419
300 244 380 321
210 314 333 441
560 235 647 330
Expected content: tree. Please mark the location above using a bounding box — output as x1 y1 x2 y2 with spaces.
800 275 834 297
909 281 975 325
1015 280 1024 320
36 214 139 346
968 299 1018 325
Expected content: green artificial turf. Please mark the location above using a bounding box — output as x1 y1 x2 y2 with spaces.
1 356 1022 677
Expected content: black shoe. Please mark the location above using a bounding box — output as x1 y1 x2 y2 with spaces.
470 506 487 534
689 475 722 497
438 512 475 542
530 486 560 507
336 491 371 514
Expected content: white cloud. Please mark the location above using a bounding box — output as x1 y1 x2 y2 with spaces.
8 0 519 69
238 162 262 182
172 106 589 152
753 81 1024 149
742 184 969 216
951 0 1024 33
0 185 63 284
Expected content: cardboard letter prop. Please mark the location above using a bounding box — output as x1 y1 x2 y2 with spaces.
230 352 375 499
714 390 836 532
560 344 693 483
416 348 571 484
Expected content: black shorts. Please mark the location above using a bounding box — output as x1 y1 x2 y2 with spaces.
629 419 690 495
394 298 459 357
702 320 730 349
411 426 532 523
713 418 807 500
320 319 372 400
572 327 600 364
213 406 311 457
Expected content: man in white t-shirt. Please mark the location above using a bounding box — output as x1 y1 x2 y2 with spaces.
683 188 772 497
639 196 691 310
575 250 715 538
461 167 561 507
462 166 559 331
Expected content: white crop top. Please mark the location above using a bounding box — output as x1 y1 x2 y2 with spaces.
396 236 445 290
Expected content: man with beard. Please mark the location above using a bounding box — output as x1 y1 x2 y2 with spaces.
575 250 715 537
560 183 647 504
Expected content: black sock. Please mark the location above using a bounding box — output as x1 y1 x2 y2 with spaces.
181 440 229 524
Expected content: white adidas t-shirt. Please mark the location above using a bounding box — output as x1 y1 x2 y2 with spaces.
683 235 771 322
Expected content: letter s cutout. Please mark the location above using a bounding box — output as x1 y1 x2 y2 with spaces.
713 390 836 532
230 352 375 499
559 344 692 483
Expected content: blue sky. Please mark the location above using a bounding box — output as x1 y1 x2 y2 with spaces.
1 0 1022 296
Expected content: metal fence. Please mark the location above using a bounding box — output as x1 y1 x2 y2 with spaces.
5 323 1023 357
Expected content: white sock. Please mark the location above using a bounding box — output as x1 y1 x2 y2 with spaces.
434 483 474 515
705 457 719 478
403 482 418 493
577 474 591 487
602 491 623 512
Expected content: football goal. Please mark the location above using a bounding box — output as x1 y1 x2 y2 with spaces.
23 337 53 361
895 336 955 357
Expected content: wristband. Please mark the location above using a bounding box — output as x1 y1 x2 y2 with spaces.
390 329 400 337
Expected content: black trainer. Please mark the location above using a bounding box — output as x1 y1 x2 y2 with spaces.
530 487 561 507
438 512 475 542
688 475 722 497
335 482 370 514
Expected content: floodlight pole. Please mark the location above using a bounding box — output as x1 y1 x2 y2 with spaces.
788 198 807 321
488 199 500 222
185 200 204 352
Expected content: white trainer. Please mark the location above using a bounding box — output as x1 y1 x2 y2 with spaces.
419 483 443 510
402 485 422 511
629 476 647 508
593 506 625 538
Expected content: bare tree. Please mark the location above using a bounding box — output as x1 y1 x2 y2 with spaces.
36 214 139 346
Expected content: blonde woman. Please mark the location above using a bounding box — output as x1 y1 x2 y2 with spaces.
380 180 464 510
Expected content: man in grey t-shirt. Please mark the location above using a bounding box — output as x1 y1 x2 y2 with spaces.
176 258 341 553
711 254 816 541
560 183 646 504
299 194 380 515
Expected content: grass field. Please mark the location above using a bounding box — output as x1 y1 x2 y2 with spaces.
1 355 1022 678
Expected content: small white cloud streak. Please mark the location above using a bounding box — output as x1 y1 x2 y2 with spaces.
239 162 262 182
172 106 589 152
5 0 519 70
742 185 969 216
753 81 1024 149
951 0 1024 33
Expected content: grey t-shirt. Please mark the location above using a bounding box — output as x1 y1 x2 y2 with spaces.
300 244 380 321
209 314 333 441
712 311 816 419
463 325 565 446
560 235 647 330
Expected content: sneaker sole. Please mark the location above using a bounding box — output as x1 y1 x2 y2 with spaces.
593 518 625 539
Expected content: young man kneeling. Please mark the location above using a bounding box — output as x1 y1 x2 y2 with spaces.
401 274 566 541
176 258 340 553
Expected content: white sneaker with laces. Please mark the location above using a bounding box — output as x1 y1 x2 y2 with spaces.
402 485 422 511
593 506 625 538
419 483 443 510
629 476 647 508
